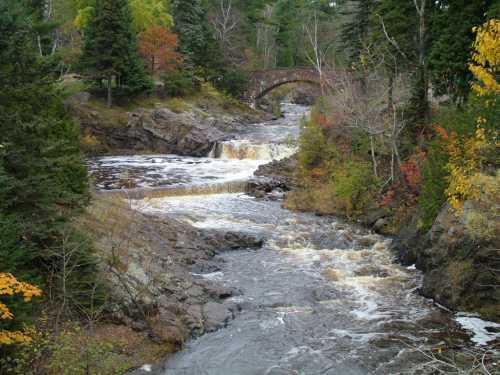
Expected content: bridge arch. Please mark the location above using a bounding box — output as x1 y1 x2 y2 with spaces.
243 68 330 106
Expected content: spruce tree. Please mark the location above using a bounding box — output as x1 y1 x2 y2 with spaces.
428 0 492 102
339 0 376 65
172 0 211 68
0 0 100 334
79 0 151 107
273 0 303 67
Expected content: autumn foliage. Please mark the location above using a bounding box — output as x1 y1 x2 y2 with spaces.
469 19 500 96
138 26 183 74
400 147 426 191
0 273 41 345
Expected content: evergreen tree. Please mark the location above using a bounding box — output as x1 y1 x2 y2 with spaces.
428 0 492 102
370 0 417 68
273 0 303 67
371 0 439 126
0 0 99 334
172 0 212 68
79 0 151 107
339 0 376 65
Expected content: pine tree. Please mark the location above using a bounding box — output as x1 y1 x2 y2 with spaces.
273 0 303 67
0 0 100 337
339 0 376 65
79 0 151 107
172 0 211 68
428 0 493 102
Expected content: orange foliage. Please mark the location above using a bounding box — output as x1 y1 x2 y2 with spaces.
138 26 183 74
379 188 397 207
315 113 334 129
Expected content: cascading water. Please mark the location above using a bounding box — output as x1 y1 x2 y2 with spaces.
89 103 499 374
211 140 296 161
87 103 306 195
208 102 304 161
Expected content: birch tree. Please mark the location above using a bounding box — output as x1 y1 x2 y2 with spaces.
302 9 336 94
210 0 239 62
256 4 278 68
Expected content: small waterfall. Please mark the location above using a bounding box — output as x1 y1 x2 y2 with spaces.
97 180 248 199
211 140 296 161
207 142 217 158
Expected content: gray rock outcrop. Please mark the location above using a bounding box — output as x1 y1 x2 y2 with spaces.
85 198 264 352
124 108 227 156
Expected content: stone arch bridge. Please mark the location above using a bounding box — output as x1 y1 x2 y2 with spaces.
243 68 342 106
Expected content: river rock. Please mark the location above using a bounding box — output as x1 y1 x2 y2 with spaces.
248 156 298 198
202 302 233 332
124 108 227 156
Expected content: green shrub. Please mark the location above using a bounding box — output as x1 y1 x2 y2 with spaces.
212 68 249 98
419 138 449 230
1 325 131 375
331 160 380 217
162 70 198 97
298 119 329 169
297 118 338 174
46 327 130 375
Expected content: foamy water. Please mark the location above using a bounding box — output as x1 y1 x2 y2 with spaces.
136 194 477 374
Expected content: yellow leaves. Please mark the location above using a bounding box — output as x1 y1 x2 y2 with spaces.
74 6 94 30
469 19 500 95
0 330 33 345
0 273 42 346
0 302 14 320
0 273 42 302
443 125 495 212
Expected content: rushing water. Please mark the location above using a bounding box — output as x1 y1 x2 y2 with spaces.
88 103 305 191
90 103 499 374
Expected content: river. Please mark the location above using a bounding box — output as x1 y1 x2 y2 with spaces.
88 103 499 374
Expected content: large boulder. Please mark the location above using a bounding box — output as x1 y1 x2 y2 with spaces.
125 108 227 156
67 92 268 156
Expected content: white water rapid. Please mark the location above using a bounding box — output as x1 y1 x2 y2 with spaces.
89 103 499 375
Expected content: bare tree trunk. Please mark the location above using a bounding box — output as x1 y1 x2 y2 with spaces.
256 4 277 69
51 29 59 55
370 135 378 177
388 73 394 111
107 76 113 108
414 0 429 122
211 0 238 62
37 35 44 57
303 10 328 95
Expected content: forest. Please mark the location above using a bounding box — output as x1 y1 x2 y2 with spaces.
0 0 499 374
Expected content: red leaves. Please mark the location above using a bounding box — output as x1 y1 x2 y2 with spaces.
379 188 396 207
138 26 183 74
400 147 427 191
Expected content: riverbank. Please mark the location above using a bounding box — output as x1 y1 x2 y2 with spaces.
74 194 264 373
61 101 304 373
66 83 271 157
